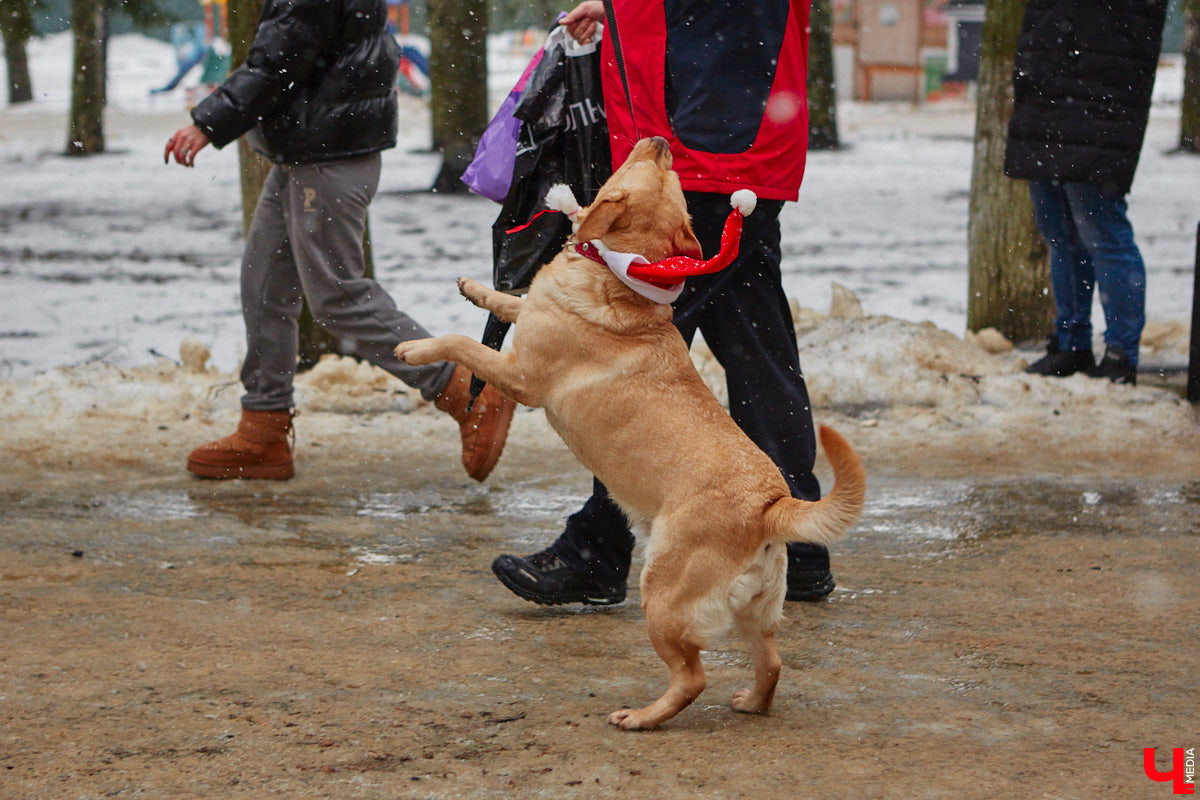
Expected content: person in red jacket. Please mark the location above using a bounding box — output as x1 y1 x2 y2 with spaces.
491 0 834 605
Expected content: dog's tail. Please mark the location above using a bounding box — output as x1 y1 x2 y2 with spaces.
764 425 866 547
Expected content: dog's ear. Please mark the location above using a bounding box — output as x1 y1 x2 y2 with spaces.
673 218 704 259
574 190 628 242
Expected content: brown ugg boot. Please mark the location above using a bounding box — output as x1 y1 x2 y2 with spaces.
186 409 295 480
434 365 516 482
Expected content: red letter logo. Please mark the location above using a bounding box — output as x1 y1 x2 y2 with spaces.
1145 748 1195 795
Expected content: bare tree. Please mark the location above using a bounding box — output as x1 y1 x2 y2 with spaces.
65 0 172 155
225 0 273 235
1182 0 1200 152
66 0 105 155
966 0 1052 342
808 0 839 150
1 0 34 104
428 0 488 192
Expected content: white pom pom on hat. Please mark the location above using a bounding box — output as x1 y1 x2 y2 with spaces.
730 189 757 217
545 184 581 217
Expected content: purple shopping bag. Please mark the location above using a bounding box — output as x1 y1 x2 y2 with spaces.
461 46 546 202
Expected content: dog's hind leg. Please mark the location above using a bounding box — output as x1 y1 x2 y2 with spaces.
730 623 782 714
729 552 786 714
609 596 707 731
457 277 523 323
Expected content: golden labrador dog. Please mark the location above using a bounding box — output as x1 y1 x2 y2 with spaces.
395 137 866 730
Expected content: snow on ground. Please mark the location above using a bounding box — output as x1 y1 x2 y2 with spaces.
3 31 196 114
1 34 1198 473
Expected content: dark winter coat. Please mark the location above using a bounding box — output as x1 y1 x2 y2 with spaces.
1003 0 1168 196
191 0 400 164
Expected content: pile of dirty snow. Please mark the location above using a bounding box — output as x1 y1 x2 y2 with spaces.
3 288 1196 484
694 289 1198 478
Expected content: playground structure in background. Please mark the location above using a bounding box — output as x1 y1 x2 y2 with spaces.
151 0 231 106
388 0 431 97
151 0 431 104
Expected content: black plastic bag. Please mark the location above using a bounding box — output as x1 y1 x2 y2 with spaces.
475 26 611 375
493 25 610 291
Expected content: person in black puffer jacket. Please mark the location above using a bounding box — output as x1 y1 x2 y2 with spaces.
1005 0 1168 386
190 0 401 164
163 0 515 484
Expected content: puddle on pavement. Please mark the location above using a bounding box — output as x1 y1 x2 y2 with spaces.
1 477 1196 568
821 475 1199 559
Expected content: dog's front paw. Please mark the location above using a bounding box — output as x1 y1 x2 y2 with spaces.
607 708 656 731
457 277 489 304
393 339 439 366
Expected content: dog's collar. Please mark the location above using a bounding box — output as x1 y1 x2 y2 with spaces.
573 240 607 267
574 241 686 305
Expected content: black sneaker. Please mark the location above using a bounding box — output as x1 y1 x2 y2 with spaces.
491 549 627 606
1025 336 1094 377
1087 345 1137 385
785 566 836 602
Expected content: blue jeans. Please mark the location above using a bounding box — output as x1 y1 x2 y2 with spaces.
1027 180 1146 366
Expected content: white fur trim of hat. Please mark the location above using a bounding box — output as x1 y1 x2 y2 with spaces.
545 184 581 218
730 189 757 217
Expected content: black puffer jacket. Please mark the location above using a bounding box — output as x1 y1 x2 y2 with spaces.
192 0 400 164
1003 0 1167 196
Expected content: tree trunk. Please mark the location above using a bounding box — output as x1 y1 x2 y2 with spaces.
2 29 32 104
1182 0 1200 152
226 0 372 367
99 7 108 108
226 0 273 236
428 0 488 193
807 0 839 150
66 0 105 156
966 0 1052 343
1 0 34 104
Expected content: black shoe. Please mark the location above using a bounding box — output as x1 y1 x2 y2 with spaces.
1087 345 1137 385
491 549 627 606
1025 336 1094 377
785 566 836 602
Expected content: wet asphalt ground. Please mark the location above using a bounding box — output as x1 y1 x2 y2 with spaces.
2 409 1198 798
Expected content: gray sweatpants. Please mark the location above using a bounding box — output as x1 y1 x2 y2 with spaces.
238 153 454 411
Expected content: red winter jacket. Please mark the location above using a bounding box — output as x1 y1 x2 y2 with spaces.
599 0 810 201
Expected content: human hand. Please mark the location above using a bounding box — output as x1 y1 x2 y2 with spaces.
560 1 604 45
163 124 211 167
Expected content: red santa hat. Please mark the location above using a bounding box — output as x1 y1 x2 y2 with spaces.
625 189 757 285
507 187 757 290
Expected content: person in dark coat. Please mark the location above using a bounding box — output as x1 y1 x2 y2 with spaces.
164 0 514 482
1005 0 1169 385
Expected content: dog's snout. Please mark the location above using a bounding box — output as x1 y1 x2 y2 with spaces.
629 137 673 169
648 137 672 167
